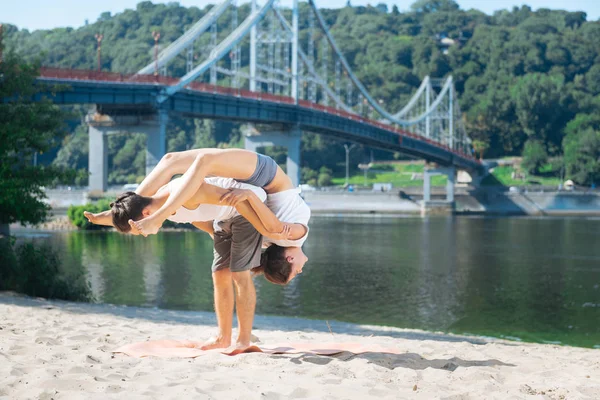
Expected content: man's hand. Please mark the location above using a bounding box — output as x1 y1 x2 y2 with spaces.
219 188 253 207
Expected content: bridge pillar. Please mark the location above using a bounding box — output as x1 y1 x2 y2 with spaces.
244 125 302 187
421 166 456 216
88 124 109 193
145 109 168 176
86 109 168 192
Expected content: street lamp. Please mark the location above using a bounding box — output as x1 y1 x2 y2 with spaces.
94 33 103 72
152 31 161 76
343 143 357 187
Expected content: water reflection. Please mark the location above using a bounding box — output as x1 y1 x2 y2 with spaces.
22 216 600 347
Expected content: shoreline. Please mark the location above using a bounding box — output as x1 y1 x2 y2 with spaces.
9 210 600 235
1 292 598 399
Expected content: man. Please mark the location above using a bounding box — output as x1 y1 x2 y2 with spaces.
85 177 289 350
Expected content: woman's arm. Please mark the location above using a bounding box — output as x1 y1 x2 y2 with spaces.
135 149 212 197
83 210 113 227
131 153 216 236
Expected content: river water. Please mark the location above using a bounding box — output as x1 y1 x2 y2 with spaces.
17 215 600 348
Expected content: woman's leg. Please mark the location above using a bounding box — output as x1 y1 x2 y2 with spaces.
131 151 260 235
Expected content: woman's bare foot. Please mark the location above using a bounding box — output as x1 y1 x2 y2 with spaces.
199 336 231 350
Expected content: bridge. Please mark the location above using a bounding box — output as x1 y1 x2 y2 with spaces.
35 0 482 204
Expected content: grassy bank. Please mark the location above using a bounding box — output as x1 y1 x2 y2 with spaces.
331 161 562 188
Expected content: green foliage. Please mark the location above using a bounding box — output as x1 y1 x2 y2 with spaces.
4 2 600 185
472 140 489 160
0 238 93 302
563 128 600 185
317 166 333 187
521 140 548 174
481 164 561 186
68 199 112 229
0 50 73 227
301 167 318 184
411 0 459 14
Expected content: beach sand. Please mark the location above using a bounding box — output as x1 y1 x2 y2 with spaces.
0 293 598 400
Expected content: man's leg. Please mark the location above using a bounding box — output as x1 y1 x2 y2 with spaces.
200 268 234 350
231 271 256 347
201 223 235 350
228 216 263 348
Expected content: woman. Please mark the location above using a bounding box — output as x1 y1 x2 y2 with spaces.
88 149 310 284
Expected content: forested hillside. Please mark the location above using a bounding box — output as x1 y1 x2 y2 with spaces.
4 0 600 185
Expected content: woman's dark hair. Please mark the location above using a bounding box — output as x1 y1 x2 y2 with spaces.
110 191 152 233
252 245 292 285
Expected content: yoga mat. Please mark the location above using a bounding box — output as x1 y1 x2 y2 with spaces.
113 340 404 358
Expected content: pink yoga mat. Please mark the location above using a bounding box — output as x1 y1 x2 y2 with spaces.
113 339 404 358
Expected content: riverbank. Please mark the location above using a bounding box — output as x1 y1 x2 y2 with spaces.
0 292 598 399
302 188 600 216
45 186 600 218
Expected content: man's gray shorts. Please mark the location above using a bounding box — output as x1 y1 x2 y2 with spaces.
212 215 263 273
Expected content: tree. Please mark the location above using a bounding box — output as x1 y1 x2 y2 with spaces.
471 139 489 160
317 166 333 187
52 124 89 185
0 50 70 235
510 74 569 150
5 2 600 186
563 128 600 185
521 139 548 174
410 0 459 14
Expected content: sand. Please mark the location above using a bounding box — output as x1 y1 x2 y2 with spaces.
0 292 598 400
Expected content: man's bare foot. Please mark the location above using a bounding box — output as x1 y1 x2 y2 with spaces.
199 336 231 351
222 341 261 356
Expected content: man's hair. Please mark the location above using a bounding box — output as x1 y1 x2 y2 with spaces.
251 245 292 285
110 192 152 233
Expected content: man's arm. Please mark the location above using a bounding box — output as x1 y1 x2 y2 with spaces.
223 189 306 240
234 201 291 240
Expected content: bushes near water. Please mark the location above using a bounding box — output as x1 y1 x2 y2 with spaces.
68 199 112 229
0 238 94 302
68 199 180 230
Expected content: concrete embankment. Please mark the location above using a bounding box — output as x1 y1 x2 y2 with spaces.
44 187 600 216
301 188 600 216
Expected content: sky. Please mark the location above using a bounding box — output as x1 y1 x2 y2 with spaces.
2 0 599 32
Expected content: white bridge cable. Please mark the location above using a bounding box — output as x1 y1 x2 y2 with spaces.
136 0 233 75
162 0 276 98
309 0 452 127
272 7 354 113
391 76 429 119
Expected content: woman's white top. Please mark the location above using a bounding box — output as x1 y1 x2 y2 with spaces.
166 177 266 223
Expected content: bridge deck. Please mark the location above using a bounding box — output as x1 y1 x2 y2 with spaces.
36 68 481 171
